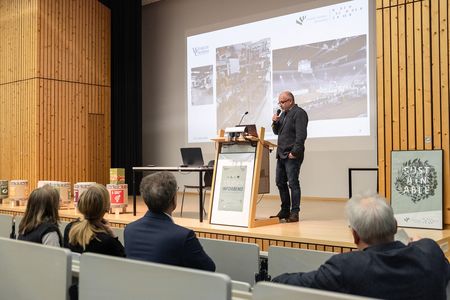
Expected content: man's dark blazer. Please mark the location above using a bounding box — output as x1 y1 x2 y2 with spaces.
272 104 308 159
124 211 215 271
272 239 450 299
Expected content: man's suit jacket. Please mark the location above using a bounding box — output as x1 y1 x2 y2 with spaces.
124 211 215 271
272 104 308 159
273 239 450 299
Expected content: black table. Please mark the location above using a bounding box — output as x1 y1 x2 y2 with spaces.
132 166 214 222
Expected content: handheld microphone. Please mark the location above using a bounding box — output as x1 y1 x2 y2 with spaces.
272 109 281 126
237 111 248 126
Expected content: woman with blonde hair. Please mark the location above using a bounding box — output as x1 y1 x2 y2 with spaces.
63 184 125 256
18 185 62 246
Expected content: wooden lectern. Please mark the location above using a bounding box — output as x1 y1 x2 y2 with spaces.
208 127 279 228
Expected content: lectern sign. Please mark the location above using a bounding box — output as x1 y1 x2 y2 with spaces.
391 150 443 229
210 152 255 227
218 165 247 212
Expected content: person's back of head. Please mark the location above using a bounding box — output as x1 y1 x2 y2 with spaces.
19 185 60 235
345 194 397 247
69 184 110 249
140 172 177 214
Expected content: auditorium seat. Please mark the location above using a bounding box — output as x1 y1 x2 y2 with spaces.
0 237 72 300
60 220 70 233
14 215 22 238
0 214 13 238
268 246 335 279
231 280 251 292
110 226 125 244
231 280 252 300
72 252 81 277
252 281 374 300
199 237 260 285
79 252 232 300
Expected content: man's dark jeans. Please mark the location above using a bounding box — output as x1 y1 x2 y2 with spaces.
276 154 303 213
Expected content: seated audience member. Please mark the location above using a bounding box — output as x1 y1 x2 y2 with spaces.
64 184 125 257
272 194 450 299
124 171 215 271
18 185 62 246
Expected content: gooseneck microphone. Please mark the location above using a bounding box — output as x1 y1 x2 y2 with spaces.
238 111 249 126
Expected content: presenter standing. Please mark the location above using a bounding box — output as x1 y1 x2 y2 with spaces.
271 91 308 222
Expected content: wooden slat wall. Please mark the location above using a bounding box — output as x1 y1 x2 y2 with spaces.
195 232 356 253
376 0 450 224
0 0 111 190
0 0 39 185
0 0 39 84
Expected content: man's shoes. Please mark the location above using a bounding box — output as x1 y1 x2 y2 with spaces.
270 210 290 220
287 211 299 223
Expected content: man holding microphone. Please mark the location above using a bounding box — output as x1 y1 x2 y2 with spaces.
271 91 308 222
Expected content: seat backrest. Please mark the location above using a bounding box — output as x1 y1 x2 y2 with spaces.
0 214 13 238
14 215 23 237
71 252 81 277
253 282 374 300
59 220 70 233
268 246 335 278
204 160 215 187
79 252 231 300
199 237 259 285
110 226 125 244
231 279 251 292
447 282 450 300
0 237 72 300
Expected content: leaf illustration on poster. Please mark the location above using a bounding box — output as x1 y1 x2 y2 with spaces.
391 150 443 229
394 159 438 203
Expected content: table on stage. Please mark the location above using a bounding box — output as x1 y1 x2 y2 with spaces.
132 166 214 222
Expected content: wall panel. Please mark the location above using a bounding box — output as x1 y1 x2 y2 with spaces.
376 0 450 224
0 0 38 84
0 80 39 185
0 0 111 191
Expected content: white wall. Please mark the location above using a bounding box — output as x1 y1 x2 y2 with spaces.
141 0 377 198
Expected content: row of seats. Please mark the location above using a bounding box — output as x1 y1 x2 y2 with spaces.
6 214 448 299
0 236 372 300
0 214 334 284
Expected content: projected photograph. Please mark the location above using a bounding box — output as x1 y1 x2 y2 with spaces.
273 34 367 121
191 65 213 106
216 38 271 129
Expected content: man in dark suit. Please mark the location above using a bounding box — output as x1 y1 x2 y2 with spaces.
271 91 308 222
273 194 450 299
124 171 215 271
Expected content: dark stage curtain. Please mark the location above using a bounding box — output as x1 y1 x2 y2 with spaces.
100 0 142 193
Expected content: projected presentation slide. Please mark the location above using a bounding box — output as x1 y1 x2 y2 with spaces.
187 0 370 143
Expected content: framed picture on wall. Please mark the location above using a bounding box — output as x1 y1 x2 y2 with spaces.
391 150 443 229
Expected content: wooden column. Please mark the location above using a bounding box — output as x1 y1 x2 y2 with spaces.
0 0 111 189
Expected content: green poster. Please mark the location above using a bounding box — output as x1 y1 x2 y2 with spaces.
391 150 442 229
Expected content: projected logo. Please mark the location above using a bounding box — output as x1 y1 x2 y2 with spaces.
330 4 363 20
296 15 306 26
192 46 209 56
394 159 438 203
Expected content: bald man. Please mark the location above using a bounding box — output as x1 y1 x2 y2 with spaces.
271 91 308 222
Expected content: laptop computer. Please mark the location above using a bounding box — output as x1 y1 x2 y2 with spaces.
236 124 258 138
180 147 205 167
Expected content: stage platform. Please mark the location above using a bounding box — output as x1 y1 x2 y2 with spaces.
1 194 450 256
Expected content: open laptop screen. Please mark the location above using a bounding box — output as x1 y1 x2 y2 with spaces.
180 147 204 167
236 124 258 138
